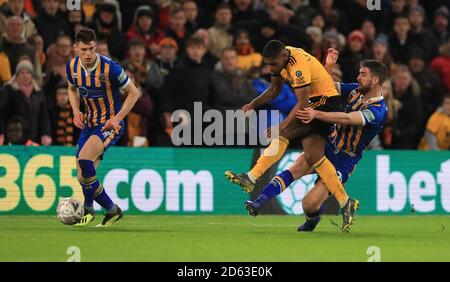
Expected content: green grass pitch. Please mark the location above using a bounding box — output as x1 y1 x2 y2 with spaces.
1 215 449 262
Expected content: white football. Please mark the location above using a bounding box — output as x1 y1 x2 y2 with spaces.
57 198 84 225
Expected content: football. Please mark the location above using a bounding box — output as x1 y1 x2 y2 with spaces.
56 198 84 225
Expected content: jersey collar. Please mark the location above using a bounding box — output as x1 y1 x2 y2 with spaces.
363 95 384 104
80 53 100 74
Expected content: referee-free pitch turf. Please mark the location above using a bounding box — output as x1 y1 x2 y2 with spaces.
1 215 449 262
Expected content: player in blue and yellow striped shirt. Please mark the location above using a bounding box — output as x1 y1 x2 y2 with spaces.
66 28 140 227
245 60 388 232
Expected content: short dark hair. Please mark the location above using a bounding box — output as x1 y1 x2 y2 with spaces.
361 60 388 84
263 40 285 58
186 35 205 48
75 27 97 44
215 3 231 13
127 38 145 51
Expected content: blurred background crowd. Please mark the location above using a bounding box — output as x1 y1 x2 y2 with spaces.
0 0 449 150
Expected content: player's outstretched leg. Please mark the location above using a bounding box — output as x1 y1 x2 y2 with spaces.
341 198 360 232
225 136 290 193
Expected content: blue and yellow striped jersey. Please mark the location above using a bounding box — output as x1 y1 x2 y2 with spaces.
66 54 129 128
329 83 387 159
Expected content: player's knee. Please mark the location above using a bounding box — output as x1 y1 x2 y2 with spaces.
303 151 324 166
78 159 96 178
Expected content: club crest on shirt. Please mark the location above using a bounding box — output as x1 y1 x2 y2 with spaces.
78 86 89 97
98 74 106 83
296 71 302 77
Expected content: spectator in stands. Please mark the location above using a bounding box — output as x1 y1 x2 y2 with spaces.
253 19 279 53
33 0 70 50
418 94 450 150
88 1 125 60
317 0 350 35
160 36 211 130
371 34 395 74
430 41 450 93
306 26 322 58
433 6 449 45
1 16 42 85
0 0 37 39
409 4 438 63
208 3 233 59
27 34 45 69
154 0 173 31
409 46 442 120
96 39 111 58
193 28 218 71
263 0 294 26
2 59 51 145
126 5 164 59
339 30 365 82
361 18 377 57
0 47 12 84
233 29 262 74
211 47 257 113
165 6 190 57
389 14 419 65
122 69 153 147
288 0 316 30
46 34 72 85
182 0 202 34
122 38 163 94
51 83 74 146
154 36 178 79
66 9 85 39
3 116 39 146
387 0 408 28
379 79 399 148
391 65 423 149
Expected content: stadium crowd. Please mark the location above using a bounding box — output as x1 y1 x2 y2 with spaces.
0 0 449 150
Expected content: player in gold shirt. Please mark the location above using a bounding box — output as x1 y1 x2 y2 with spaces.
225 40 359 227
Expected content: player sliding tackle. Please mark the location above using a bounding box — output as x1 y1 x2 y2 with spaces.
225 40 360 231
67 28 141 227
242 59 387 232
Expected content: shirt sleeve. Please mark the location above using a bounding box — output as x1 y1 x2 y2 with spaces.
338 83 359 101
360 104 387 127
109 60 130 89
66 60 74 86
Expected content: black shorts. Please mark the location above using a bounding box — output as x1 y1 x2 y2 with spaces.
307 95 343 140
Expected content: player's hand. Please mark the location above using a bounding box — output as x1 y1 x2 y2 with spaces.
296 107 317 124
241 103 255 114
73 110 85 129
325 48 339 70
102 116 121 132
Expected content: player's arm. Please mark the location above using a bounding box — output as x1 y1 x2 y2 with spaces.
102 81 141 131
242 75 283 112
67 84 85 129
297 107 365 126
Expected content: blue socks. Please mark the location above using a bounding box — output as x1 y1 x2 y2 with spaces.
78 159 114 211
253 170 294 208
304 204 324 220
